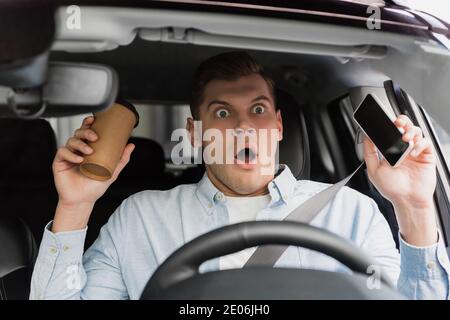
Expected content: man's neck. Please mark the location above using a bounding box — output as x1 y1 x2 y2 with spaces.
205 168 272 197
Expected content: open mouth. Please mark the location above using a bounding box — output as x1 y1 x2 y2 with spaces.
235 147 257 164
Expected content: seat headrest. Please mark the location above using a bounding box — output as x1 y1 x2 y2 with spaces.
276 89 310 180
118 137 166 181
0 118 56 184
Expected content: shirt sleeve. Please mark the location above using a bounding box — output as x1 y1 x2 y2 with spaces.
398 231 450 300
362 198 450 300
30 198 131 300
30 222 88 300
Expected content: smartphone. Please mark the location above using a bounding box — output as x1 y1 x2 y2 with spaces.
353 93 413 167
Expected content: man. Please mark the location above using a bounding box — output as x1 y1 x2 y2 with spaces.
31 51 450 300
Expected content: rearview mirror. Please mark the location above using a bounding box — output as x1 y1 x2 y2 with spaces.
0 62 119 118
0 1 56 88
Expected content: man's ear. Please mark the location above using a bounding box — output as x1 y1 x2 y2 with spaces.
276 109 283 141
186 117 202 148
186 117 195 147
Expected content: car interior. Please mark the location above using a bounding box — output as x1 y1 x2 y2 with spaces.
0 43 402 298
19 41 410 246
1 4 450 299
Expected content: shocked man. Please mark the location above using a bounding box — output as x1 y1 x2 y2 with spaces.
31 51 450 300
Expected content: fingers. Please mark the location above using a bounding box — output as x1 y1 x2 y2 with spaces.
80 116 95 129
394 114 434 161
410 137 434 161
363 136 380 174
111 143 135 181
66 137 94 155
402 126 421 143
53 116 95 168
74 128 98 142
395 114 423 143
394 115 414 135
66 119 98 155
410 137 428 157
54 146 84 164
394 114 413 130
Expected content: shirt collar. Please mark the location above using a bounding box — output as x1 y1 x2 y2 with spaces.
267 164 298 206
196 171 223 214
195 164 297 214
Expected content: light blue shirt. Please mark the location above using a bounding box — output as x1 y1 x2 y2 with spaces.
30 165 450 300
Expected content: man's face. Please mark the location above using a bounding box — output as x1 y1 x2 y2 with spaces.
187 73 283 196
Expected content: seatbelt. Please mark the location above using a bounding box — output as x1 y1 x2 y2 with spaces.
244 161 366 267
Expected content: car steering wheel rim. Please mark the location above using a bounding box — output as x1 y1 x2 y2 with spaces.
141 221 392 298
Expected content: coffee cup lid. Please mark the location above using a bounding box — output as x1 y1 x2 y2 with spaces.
116 98 140 128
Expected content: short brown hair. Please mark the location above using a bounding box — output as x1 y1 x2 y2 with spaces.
189 51 276 119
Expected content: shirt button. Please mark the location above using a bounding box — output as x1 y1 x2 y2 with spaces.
63 245 70 252
49 246 58 254
215 193 224 201
427 262 435 270
207 203 213 208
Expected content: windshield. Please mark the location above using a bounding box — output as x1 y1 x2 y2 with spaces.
394 0 450 22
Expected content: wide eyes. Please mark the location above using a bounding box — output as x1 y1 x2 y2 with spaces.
251 104 266 114
214 104 266 118
215 108 230 118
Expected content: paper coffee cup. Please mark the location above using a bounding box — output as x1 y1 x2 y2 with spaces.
79 100 139 181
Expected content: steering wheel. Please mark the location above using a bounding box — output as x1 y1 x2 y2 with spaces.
141 221 396 299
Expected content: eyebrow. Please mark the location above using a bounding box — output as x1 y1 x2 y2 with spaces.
251 95 271 103
207 99 231 109
206 95 272 109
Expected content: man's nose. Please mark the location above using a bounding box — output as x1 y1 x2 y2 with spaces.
234 119 256 137
234 114 256 134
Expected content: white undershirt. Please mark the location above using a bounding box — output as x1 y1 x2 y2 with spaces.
219 194 271 270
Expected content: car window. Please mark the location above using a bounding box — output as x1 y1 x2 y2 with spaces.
428 115 450 172
132 103 197 165
45 103 197 165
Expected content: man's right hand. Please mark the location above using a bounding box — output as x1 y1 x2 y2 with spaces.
52 115 135 232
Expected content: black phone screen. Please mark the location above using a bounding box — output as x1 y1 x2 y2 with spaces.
354 94 409 166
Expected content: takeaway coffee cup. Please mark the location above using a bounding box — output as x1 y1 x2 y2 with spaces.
79 100 139 181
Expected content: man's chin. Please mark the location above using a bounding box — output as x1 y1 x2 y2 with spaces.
233 161 258 171
232 162 275 176
207 164 273 196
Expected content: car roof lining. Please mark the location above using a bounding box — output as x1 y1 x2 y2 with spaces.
49 6 450 127
53 6 434 53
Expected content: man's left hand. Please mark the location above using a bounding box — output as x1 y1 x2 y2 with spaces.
363 114 438 246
